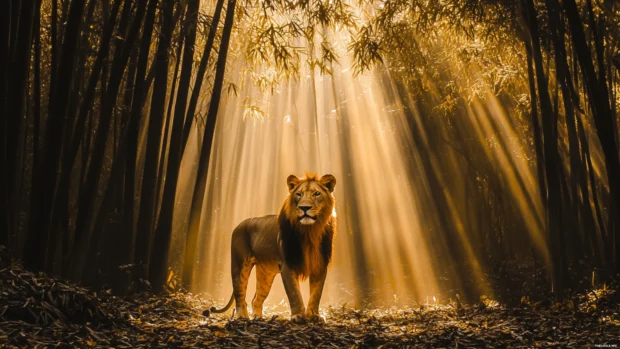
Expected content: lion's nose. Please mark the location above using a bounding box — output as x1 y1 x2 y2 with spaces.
299 205 312 213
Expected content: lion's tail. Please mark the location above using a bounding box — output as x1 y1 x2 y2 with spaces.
204 294 234 316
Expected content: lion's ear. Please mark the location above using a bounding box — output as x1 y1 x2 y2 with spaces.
320 174 336 193
287 175 300 192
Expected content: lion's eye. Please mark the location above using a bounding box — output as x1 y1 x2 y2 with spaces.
296 192 302 197
313 191 321 197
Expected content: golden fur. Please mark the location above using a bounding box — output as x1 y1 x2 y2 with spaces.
209 173 337 320
278 173 336 279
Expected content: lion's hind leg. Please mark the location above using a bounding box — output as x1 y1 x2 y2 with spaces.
251 265 276 318
231 255 253 319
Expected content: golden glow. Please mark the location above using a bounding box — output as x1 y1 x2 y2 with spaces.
169 22 557 316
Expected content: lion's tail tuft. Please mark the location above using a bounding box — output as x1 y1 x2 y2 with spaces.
205 294 235 316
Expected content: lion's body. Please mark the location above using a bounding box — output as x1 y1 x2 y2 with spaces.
210 173 337 321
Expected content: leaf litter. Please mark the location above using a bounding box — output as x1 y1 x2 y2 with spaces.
1 248 619 348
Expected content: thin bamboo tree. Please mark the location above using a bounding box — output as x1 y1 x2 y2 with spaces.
175 0 237 291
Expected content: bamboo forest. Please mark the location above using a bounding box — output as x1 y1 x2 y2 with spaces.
1 0 619 347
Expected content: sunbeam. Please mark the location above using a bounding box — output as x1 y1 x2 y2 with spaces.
171 26 555 311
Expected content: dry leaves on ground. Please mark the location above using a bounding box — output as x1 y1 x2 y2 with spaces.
1 249 619 348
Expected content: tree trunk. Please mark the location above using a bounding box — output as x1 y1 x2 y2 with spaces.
577 111 609 266
155 14 186 215
564 0 620 273
545 0 584 265
44 0 124 271
180 0 225 152
0 0 10 246
180 0 234 290
31 0 42 252
133 0 176 282
523 0 567 298
68 0 150 279
155 6 185 218
524 40 547 209
82 93 145 288
25 0 86 271
99 46 137 292
112 0 159 294
49 0 58 113
153 0 235 292
9 1 37 245
161 0 201 289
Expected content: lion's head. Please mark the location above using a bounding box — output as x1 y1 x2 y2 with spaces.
285 173 336 227
278 173 337 278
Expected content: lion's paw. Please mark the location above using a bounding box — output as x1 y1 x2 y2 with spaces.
235 307 250 319
290 314 306 324
307 314 325 323
305 308 324 322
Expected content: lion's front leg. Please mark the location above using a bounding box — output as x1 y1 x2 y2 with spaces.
280 264 305 321
306 268 327 321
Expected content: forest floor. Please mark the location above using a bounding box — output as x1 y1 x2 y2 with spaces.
1 251 619 348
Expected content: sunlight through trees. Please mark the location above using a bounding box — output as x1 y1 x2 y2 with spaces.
1 0 619 308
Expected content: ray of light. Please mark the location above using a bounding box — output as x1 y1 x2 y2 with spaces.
169 21 557 315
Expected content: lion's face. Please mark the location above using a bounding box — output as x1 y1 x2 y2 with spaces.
286 174 336 226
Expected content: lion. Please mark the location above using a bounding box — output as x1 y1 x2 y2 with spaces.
207 173 336 322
